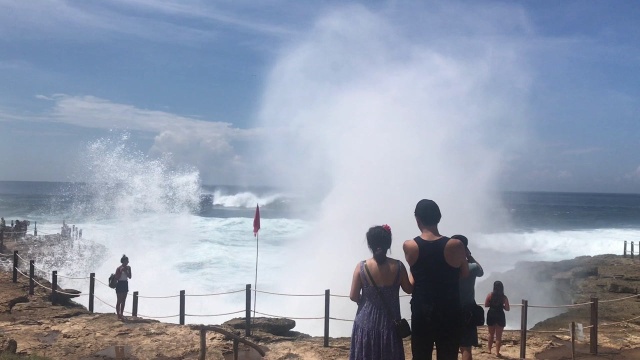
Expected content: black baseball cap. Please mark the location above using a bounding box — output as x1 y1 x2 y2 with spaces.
414 199 441 226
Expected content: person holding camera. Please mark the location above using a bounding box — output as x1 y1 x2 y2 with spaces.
452 235 484 360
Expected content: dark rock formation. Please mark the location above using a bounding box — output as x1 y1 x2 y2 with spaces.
223 317 296 336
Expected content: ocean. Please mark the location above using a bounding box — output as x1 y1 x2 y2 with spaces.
1 179 639 337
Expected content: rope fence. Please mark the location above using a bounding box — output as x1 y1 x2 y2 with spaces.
2 244 639 355
254 289 324 297
599 293 639 303
528 301 593 309
55 275 88 280
254 310 324 320
185 289 245 297
600 313 640 327
137 294 181 299
329 293 350 298
185 310 246 317
329 317 354 322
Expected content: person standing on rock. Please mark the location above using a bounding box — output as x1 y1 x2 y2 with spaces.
453 234 484 360
115 255 132 320
403 199 469 360
349 225 413 360
485 280 510 357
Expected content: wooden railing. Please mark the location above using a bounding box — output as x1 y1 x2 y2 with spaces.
189 325 266 360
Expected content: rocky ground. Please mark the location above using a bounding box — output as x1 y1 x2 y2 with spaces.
1 241 639 359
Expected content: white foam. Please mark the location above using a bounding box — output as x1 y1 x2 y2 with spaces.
211 190 283 208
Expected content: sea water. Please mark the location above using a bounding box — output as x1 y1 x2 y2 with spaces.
1 172 639 337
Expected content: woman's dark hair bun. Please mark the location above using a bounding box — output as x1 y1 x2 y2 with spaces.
366 226 392 264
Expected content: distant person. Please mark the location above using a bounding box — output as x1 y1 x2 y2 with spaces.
452 234 484 360
485 281 510 357
350 225 413 360
403 199 469 360
1 217 5 228
114 255 132 320
79 229 82 239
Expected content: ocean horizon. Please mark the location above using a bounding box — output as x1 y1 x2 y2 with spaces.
2 180 639 336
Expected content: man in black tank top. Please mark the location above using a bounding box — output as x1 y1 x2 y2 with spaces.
403 199 469 360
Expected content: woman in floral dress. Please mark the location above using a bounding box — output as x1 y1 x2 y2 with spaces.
349 225 413 360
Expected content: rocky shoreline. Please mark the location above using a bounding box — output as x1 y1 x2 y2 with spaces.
1 246 640 359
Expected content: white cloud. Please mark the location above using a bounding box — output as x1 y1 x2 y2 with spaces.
19 94 263 184
0 0 294 43
108 0 294 36
44 94 233 133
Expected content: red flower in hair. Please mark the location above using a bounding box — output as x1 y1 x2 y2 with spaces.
382 224 391 232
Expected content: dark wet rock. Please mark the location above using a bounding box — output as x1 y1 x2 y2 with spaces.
3 339 17 353
223 317 296 336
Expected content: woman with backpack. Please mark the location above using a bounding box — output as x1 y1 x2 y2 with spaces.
114 255 132 320
485 281 510 357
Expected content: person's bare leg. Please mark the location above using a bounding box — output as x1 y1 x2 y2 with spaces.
119 294 128 319
116 293 127 319
496 326 504 356
487 326 495 354
115 294 122 318
460 346 472 360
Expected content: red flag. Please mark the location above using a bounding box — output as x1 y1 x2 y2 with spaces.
253 204 260 236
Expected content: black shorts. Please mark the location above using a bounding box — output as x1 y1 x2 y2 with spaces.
486 309 505 327
115 280 128 294
460 322 479 347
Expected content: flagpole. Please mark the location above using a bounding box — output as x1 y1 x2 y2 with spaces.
252 204 260 333
253 232 259 322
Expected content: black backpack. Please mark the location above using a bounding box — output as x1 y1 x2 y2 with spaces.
108 273 117 288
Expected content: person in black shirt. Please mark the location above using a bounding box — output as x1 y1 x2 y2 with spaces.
403 199 469 360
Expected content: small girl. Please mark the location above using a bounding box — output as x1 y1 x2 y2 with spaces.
485 281 510 357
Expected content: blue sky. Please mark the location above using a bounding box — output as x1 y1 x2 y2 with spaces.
0 1 639 193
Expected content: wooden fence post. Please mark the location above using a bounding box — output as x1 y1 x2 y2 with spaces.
179 290 185 325
89 273 95 312
1 229 4 251
624 241 628 257
324 289 330 347
632 242 635 259
29 260 35 295
571 321 576 360
132 291 138 317
12 251 18 283
29 260 36 295
34 221 37 236
51 271 57 305
199 329 206 360
520 299 528 359
233 339 239 360
245 284 251 337
590 297 598 354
